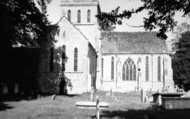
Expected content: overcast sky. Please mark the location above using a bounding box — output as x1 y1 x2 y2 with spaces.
47 0 189 32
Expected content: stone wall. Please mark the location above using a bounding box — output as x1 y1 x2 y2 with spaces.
0 44 66 96
37 44 65 94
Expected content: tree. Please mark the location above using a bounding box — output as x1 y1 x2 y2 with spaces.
97 0 190 39
0 0 56 48
170 22 190 52
173 31 190 91
0 0 58 96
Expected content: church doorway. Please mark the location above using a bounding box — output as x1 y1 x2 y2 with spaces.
122 58 137 81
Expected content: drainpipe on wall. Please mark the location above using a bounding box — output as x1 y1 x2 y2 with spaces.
137 69 140 91
137 58 141 91
100 54 103 87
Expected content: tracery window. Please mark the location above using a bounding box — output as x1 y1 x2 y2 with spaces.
122 58 136 81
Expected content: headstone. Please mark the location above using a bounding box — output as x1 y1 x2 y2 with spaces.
3 85 8 94
75 101 109 108
52 94 56 100
96 97 100 119
141 89 145 103
182 91 190 97
90 88 95 101
14 83 19 94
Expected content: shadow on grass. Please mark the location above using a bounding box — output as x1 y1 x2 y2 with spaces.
96 107 190 119
0 102 13 111
0 94 38 102
59 94 79 97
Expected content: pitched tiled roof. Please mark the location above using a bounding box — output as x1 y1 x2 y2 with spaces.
61 0 98 3
101 32 168 54
61 0 98 6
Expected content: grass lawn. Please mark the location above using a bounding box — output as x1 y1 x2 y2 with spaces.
0 91 190 119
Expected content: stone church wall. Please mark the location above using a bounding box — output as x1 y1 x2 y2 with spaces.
99 53 174 92
37 44 65 94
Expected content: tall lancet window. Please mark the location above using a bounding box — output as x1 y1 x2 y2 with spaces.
74 48 78 71
122 58 136 81
62 45 66 72
145 56 149 81
49 47 54 72
101 58 104 78
157 56 161 82
111 57 114 80
67 10 71 21
87 9 91 23
77 10 81 23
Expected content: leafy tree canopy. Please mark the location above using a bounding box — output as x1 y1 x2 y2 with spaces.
0 0 57 48
173 31 190 91
170 22 190 51
97 0 190 39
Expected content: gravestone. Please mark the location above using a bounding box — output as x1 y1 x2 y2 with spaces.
75 90 109 108
90 88 95 101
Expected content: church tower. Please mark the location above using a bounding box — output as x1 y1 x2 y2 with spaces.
53 0 101 94
60 0 100 50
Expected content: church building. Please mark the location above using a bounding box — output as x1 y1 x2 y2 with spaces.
53 0 174 94
97 32 174 92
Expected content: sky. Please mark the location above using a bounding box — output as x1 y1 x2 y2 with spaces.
47 0 189 32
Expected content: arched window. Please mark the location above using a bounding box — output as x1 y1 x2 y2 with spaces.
87 9 91 23
67 10 71 21
101 58 104 78
122 58 136 81
77 10 81 23
49 47 54 72
74 48 78 71
158 56 161 82
111 57 114 80
62 45 66 72
145 56 149 81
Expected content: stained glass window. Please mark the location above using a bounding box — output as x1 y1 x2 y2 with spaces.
122 58 136 81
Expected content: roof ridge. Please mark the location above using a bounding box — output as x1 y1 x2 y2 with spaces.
102 31 158 34
61 0 98 3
